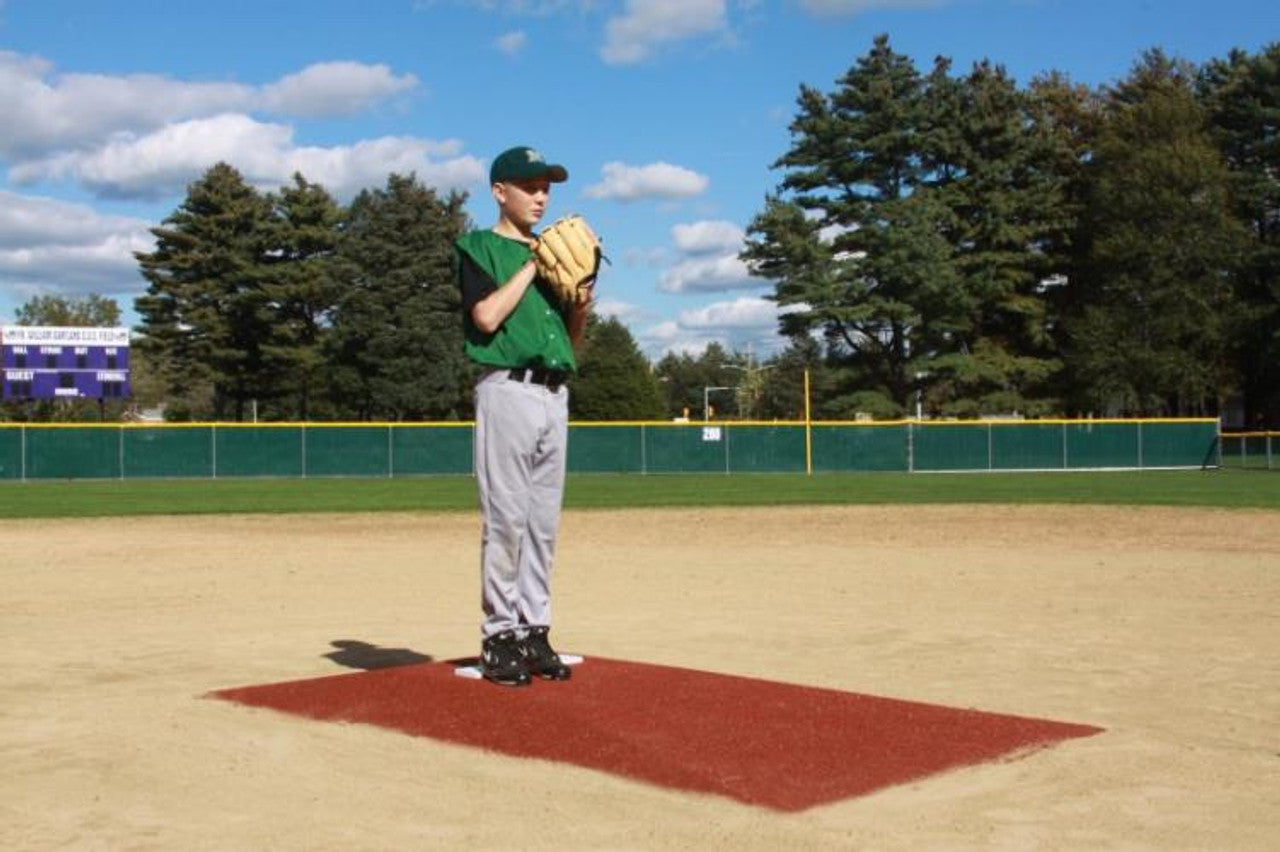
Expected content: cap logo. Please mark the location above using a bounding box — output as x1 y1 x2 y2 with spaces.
525 149 545 163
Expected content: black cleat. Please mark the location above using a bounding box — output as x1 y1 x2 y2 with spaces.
521 626 572 681
481 630 531 687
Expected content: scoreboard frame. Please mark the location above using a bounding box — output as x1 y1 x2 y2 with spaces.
1 325 131 402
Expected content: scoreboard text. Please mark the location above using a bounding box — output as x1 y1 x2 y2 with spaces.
1 326 131 402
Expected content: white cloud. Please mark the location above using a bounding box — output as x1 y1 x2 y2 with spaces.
0 51 418 159
284 136 483 199
636 296 796 359
0 50 249 159
494 30 529 55
584 161 709 202
639 319 714 357
0 190 147 250
662 223 755 294
423 1 589 14
592 298 646 323
0 191 153 297
677 296 781 329
799 0 946 16
258 62 418 118
11 114 287 198
672 219 744 255
0 235 149 292
638 319 736 359
601 0 728 65
11 114 484 200
658 254 757 293
653 219 761 294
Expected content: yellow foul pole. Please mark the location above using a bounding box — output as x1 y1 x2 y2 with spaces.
804 368 812 476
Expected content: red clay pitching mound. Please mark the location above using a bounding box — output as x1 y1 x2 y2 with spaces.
211 656 1102 812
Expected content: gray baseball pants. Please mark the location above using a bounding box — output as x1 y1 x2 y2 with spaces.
473 368 569 640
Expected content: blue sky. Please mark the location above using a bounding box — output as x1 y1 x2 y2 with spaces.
1 0 1275 359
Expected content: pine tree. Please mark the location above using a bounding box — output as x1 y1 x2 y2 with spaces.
922 61 1069 416
1024 71 1105 406
134 163 274 420
744 34 951 418
260 174 342 420
326 174 471 420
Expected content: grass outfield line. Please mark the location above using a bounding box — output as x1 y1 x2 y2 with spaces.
0 469 1277 519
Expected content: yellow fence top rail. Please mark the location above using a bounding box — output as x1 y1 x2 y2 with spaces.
0 421 474 429
0 417 1223 429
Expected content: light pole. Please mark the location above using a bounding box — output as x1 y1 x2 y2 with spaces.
704 363 779 421
703 362 748 421
703 385 733 421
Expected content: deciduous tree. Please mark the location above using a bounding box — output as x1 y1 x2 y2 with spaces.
569 315 665 420
1200 43 1280 425
1065 52 1246 415
14 293 121 327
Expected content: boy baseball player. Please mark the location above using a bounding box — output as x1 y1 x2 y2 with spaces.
455 145 592 686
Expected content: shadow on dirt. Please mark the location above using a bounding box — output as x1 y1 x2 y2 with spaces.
323 640 432 670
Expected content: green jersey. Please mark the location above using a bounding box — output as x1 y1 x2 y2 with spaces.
456 229 577 373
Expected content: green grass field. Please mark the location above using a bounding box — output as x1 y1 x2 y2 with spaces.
1 469 1276 519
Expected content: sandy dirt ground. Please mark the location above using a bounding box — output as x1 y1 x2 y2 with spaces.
2 504 1278 851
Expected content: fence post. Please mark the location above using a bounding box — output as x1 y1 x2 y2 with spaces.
724 423 731 474
1062 422 1069 470
301 424 307 478
211 425 218 479
20 424 27 482
118 425 125 480
907 421 915 473
1137 421 1145 469
987 423 993 471
640 424 647 475
387 425 394 478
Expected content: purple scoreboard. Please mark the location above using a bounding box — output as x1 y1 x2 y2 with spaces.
1 325 131 401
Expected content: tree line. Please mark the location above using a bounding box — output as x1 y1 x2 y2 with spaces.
4 37 1277 424
744 36 1279 424
130 167 472 421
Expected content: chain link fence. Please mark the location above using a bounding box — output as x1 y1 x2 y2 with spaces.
0 419 1220 481
1220 432 1278 470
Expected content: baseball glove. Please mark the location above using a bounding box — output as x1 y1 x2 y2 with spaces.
532 215 602 306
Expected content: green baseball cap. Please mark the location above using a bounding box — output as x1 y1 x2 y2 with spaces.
489 146 568 184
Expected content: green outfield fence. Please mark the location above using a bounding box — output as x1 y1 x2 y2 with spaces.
0 419 1220 481
1220 431 1280 470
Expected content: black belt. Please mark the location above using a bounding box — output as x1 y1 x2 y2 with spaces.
508 367 569 390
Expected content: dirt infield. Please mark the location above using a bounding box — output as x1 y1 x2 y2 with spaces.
2 505 1277 850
